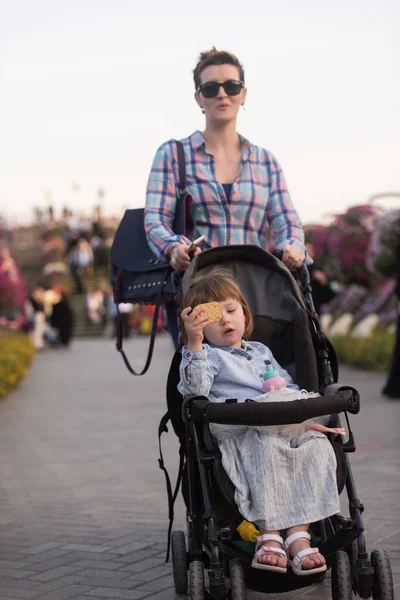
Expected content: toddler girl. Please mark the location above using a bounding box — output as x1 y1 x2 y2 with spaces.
178 270 341 576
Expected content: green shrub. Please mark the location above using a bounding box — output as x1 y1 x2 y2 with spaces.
331 329 395 371
0 330 35 399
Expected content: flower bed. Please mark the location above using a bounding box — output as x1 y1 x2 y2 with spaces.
331 329 395 372
0 330 35 399
0 248 27 313
366 208 400 278
326 204 382 285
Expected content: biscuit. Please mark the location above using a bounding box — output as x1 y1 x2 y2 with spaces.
193 302 222 322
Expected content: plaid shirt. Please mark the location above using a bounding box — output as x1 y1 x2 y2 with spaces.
145 130 305 259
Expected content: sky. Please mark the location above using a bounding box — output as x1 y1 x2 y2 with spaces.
0 0 399 226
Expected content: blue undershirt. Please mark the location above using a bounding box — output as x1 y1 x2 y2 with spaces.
222 183 233 202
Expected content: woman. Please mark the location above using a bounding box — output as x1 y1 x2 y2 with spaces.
382 239 400 399
145 48 306 342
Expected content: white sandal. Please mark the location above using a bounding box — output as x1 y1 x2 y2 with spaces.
285 531 327 576
251 533 287 573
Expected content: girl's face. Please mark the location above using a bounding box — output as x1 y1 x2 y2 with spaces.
203 297 246 349
195 64 246 125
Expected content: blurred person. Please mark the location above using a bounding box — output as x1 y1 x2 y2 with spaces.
61 223 73 252
47 204 54 222
98 280 115 335
305 243 337 316
382 239 400 399
75 237 94 272
90 235 108 273
33 207 43 223
32 285 74 347
85 288 106 327
0 247 20 284
66 236 94 294
29 285 49 350
0 218 14 243
62 206 71 221
45 287 74 347
66 238 84 294
92 205 106 240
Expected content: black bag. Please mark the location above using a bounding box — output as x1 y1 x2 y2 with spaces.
110 140 192 375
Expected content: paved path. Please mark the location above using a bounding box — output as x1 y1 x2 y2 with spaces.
0 336 399 599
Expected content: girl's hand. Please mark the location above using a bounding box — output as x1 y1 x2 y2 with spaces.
306 423 346 436
282 243 305 270
169 244 201 272
181 306 211 351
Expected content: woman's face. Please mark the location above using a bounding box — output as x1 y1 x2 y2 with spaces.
203 297 246 349
195 64 247 125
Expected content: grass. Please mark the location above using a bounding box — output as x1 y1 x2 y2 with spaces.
330 328 395 372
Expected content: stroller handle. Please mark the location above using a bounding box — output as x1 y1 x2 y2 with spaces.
189 388 359 426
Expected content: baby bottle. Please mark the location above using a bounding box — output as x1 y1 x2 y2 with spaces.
262 360 287 393
236 520 260 543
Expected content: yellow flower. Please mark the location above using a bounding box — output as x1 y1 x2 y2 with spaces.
8 373 18 385
0 330 35 400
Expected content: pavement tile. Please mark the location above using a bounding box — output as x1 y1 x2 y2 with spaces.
0 578 41 590
23 557 79 572
23 542 63 555
61 544 113 553
133 573 175 593
126 563 172 582
106 542 155 555
70 569 132 580
32 585 95 599
85 589 149 598
29 566 84 582
116 548 163 564
115 557 165 574
0 569 40 579
31 575 87 593
0 588 42 598
78 577 136 589
66 560 128 571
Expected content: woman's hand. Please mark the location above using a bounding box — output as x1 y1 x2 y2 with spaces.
181 306 211 351
282 243 305 270
169 243 201 272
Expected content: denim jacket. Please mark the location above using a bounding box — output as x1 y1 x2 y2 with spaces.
178 341 298 402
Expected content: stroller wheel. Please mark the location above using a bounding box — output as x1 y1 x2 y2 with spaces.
371 549 394 600
189 560 205 600
331 550 353 600
171 530 188 594
229 559 246 599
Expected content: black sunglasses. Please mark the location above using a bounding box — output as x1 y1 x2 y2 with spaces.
198 79 244 99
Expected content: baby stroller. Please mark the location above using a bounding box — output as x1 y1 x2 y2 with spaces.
159 244 394 600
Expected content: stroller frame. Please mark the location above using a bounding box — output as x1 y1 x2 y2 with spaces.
163 246 394 599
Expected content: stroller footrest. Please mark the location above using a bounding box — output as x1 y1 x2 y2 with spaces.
319 527 356 559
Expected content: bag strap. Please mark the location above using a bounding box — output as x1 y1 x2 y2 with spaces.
176 140 187 194
172 140 188 236
115 139 186 376
115 267 169 376
157 410 186 562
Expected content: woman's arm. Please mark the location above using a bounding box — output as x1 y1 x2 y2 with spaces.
265 153 305 253
144 141 191 260
178 346 220 398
